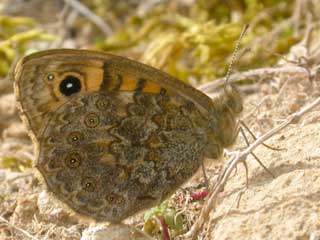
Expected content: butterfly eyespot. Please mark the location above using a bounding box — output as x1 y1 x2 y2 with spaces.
67 131 83 145
59 75 81 96
65 152 82 168
84 113 100 128
107 195 114 202
95 98 109 110
106 193 124 205
82 177 97 192
46 73 55 81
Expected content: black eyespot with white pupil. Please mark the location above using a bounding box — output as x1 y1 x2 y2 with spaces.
47 74 54 81
67 131 83 145
59 75 81 96
65 153 82 168
82 177 96 192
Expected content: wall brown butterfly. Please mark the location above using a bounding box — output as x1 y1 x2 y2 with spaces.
14 49 242 222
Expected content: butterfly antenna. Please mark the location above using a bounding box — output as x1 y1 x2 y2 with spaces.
224 24 250 88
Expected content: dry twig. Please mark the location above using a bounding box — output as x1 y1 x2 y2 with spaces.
0 215 38 240
184 96 320 239
197 66 310 94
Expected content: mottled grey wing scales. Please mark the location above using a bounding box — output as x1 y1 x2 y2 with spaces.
37 89 208 222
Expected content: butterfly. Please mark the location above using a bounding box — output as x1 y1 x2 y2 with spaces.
14 49 242 222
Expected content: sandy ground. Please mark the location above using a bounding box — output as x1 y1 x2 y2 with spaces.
0 67 320 240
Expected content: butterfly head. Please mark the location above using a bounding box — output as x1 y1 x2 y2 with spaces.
223 83 243 114
204 84 243 159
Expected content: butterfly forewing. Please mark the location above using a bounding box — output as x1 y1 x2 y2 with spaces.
15 49 214 142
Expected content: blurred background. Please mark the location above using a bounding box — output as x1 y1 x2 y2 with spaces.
0 0 309 83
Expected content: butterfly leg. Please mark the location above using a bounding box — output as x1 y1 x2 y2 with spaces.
239 126 275 179
240 120 285 151
201 160 209 190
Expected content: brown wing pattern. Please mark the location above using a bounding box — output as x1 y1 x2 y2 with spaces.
38 89 209 222
14 49 214 142
15 49 216 222
15 49 244 222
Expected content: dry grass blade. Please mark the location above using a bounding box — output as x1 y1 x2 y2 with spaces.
0 56 19 94
62 0 113 36
0 215 38 240
184 96 320 239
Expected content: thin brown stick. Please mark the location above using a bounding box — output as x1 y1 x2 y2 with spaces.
197 66 310 94
184 96 320 239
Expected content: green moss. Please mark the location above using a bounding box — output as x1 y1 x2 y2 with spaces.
0 16 55 77
1 156 32 172
93 1 297 84
1 1 299 80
